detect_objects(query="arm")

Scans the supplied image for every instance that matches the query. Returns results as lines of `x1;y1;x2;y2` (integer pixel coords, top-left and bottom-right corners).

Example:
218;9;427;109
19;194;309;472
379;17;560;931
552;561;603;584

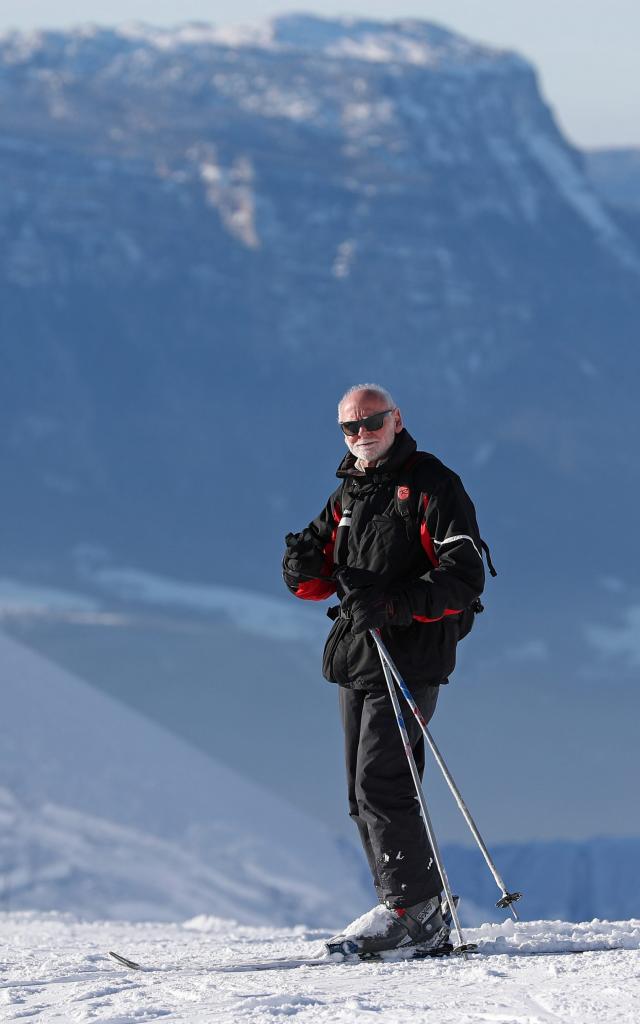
406;474;485;621
340;474;486;635
283;494;341;601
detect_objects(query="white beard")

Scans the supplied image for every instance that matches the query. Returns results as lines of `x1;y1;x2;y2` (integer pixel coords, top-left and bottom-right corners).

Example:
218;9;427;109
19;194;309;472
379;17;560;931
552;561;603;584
347;437;393;464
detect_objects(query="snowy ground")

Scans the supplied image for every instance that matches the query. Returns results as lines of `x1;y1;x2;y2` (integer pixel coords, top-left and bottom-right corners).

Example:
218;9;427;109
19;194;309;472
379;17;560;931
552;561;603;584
1;913;638;1023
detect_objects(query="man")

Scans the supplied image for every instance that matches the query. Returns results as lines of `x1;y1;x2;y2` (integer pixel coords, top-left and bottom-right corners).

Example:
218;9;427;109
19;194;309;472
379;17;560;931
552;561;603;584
283;384;485;956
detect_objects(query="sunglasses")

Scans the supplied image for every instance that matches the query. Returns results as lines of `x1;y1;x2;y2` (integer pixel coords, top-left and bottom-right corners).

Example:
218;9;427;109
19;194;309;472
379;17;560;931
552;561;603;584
339;409;394;436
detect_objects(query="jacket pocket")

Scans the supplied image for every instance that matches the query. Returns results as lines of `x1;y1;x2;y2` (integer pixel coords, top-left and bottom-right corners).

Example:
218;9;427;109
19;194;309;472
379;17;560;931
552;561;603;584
322;616;350;683
356;515;417;577
388;619;458;686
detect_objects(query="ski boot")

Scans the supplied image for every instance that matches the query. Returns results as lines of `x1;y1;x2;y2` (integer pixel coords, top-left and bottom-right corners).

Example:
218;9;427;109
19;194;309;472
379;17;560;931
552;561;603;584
325;895;452;959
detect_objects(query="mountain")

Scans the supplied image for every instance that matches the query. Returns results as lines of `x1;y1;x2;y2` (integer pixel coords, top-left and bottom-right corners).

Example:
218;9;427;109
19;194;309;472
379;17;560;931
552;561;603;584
443;837;640;924
1;568;638;855
2;599;640;924
1;14;639;598
0;629;369;924
585;147;640;211
1;14;639;856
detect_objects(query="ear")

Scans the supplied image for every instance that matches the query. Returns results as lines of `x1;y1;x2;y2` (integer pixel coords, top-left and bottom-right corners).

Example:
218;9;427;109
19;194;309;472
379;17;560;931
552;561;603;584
393;408;403;433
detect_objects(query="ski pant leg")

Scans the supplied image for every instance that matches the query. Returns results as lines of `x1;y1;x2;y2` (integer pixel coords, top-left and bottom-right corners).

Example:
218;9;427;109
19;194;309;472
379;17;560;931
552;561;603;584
340;687;383;898
339;682;441;908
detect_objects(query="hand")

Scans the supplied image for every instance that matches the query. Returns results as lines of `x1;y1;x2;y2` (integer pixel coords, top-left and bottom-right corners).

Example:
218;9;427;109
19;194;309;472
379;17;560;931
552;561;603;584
283;529;326;588
334;566;380;599
342;586;413;635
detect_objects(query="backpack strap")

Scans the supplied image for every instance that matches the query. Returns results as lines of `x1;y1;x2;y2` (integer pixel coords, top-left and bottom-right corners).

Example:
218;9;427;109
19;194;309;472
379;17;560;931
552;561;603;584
394;451;431;539
394;451;497;577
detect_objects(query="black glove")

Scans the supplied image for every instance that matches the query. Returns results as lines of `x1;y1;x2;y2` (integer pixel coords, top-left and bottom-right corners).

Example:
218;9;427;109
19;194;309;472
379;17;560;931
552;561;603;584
283;528;327;589
334;566;380;599
341;586;413;635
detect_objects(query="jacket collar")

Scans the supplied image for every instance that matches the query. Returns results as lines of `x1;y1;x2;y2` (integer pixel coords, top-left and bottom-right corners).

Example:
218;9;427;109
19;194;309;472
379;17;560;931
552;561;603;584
336;428;417;480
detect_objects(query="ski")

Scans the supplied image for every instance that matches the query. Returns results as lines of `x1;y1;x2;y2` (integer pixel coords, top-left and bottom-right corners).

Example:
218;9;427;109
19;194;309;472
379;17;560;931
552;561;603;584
108;951;144;971
214;944;625;971
107;941;624;975
108;949;333;973
108;942;455;975
215;955;333;972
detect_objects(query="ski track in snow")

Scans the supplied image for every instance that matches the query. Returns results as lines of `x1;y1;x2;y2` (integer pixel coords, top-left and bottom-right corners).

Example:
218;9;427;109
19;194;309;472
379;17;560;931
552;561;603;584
1;913;639;1023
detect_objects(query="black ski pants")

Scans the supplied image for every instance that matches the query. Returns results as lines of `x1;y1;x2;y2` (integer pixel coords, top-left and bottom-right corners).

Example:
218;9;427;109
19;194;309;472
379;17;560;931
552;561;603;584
339;682;441;909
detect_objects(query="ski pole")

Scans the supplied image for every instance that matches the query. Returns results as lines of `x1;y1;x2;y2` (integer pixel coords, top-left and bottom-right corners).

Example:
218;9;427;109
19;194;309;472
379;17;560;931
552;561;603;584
372;629;476;959
371;629;522;919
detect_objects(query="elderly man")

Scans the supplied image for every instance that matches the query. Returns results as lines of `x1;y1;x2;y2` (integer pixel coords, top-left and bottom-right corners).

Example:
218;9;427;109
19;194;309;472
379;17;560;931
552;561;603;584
283;384;485;956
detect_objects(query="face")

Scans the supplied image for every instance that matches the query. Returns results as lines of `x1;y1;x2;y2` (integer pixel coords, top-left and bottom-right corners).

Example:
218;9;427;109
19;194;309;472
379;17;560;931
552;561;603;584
338;390;403;465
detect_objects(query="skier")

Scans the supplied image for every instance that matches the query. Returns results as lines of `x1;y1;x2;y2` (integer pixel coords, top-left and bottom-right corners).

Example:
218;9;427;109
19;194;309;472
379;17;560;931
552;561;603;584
283;383;486;956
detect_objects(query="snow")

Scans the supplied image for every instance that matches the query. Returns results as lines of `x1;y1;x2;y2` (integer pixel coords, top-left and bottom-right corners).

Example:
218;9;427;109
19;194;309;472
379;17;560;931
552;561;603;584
487;135;540;223
340;903;394;939
118;21;257;51
0;559;324;644
332;239;357;279
0;578;99;616
0;913;638;1022
199;155;260;250
85;564;323;643
523;130;640;272
0;630;369;927
1;15;528;77
1;786;345;925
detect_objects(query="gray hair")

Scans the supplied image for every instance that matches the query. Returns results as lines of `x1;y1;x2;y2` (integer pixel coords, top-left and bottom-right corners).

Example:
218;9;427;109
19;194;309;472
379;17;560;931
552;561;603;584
337;383;396;418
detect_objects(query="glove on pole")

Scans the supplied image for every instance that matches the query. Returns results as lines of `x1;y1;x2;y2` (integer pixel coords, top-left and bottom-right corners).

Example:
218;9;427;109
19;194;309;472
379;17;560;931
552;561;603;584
371;628;522;919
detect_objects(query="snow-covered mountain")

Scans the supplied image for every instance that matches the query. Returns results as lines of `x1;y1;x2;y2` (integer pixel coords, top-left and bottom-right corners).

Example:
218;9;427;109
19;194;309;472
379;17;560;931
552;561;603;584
2;582;640;925
443;837;640;925
1;13;639;600
0;629;369;925
586;146;640;211
2;565;638;854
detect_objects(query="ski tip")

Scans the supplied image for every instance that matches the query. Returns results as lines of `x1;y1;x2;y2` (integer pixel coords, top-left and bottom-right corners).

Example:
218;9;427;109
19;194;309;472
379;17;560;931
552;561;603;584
108;950;143;971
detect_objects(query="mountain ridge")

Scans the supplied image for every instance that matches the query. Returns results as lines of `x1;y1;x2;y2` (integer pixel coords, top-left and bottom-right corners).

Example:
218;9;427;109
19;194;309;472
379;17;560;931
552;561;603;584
0;14;528;71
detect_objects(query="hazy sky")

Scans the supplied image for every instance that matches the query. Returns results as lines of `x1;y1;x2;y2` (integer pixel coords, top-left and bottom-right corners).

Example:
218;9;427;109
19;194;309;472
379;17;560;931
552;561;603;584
2;1;638;149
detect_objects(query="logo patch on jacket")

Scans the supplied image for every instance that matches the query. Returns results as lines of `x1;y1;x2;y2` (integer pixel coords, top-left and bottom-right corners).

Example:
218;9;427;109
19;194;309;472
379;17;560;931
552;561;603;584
397;486;410;500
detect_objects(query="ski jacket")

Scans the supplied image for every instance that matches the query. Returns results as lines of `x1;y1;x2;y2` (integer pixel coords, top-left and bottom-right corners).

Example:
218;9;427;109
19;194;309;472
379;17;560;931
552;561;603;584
286;429;485;690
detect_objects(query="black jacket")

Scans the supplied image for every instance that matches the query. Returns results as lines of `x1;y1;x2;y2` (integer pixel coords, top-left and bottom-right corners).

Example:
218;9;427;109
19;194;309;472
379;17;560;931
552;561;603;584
287;429;485;690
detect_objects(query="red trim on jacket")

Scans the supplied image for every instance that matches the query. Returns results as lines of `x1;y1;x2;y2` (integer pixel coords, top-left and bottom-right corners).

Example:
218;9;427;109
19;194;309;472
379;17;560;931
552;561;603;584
419;494;438;568
295;502;340;601
413;609;463;623
296;579;336;600
416;494;461;621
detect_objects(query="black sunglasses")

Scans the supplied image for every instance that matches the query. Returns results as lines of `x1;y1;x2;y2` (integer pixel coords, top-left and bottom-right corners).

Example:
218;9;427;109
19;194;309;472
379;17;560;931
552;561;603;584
339;409;394;436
